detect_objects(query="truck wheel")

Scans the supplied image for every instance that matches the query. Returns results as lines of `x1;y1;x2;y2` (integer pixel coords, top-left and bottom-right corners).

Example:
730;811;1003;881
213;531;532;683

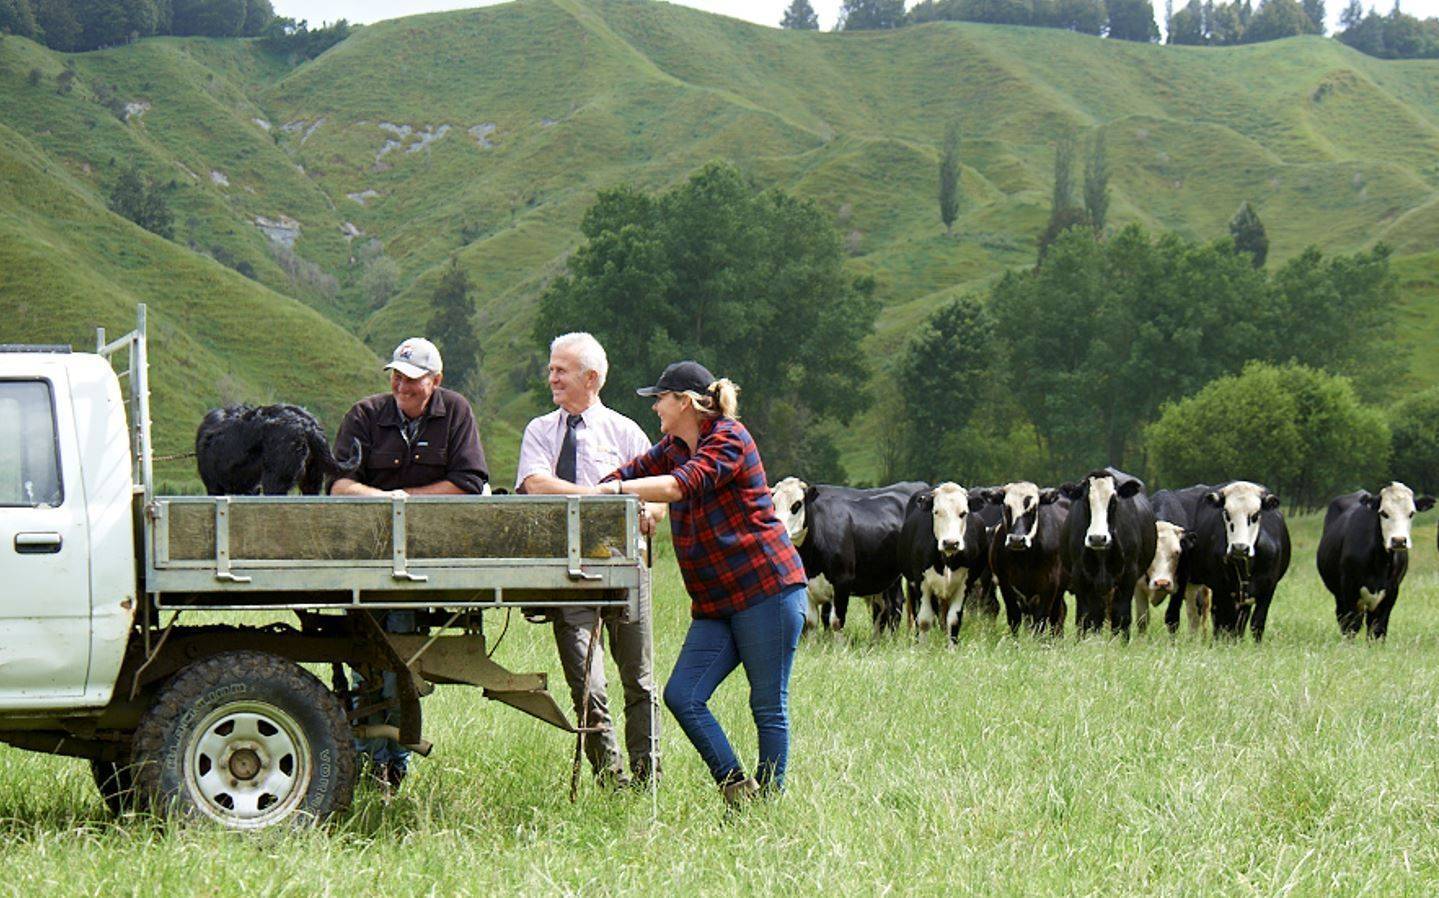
132;651;355;829
91;757;135;815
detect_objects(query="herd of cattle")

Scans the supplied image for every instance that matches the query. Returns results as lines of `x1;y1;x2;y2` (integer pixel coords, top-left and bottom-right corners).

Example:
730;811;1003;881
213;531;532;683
769;470;1436;642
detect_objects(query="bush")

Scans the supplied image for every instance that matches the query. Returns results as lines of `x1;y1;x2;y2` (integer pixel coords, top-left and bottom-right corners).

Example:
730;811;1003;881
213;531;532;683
1147;362;1389;510
1388;386;1439;495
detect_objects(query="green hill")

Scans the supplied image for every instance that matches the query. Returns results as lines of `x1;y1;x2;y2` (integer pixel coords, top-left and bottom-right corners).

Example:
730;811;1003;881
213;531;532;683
2;0;1437;482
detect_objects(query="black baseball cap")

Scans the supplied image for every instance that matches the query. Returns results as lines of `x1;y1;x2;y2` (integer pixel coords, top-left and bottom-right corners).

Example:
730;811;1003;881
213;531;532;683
636;360;715;397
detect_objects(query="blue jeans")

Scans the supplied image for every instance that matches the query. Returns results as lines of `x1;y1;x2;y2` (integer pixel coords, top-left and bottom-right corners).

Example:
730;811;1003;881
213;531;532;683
663;585;806;790
353;611;417;771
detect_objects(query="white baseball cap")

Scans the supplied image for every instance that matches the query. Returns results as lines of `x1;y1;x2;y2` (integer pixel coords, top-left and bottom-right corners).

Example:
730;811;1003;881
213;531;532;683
385;338;443;378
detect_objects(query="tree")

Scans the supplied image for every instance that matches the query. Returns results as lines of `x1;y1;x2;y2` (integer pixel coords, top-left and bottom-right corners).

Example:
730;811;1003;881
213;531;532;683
1038;132;1083;259
240;0;272;34
1167;0;1207;41
107;167;173;239
1264;243;1399;400
1242;0;1316;40
840;0;905;29
428;258;483;399
781;0;820;28
34;0;81;50
938;118;961;236
993;225;1271;473
1208;0;1246;40
1083;129;1110;235
1301;0;1325;31
1107;0;1160;39
170;0;245;35
896;296;996;481
1389;386;1439;495
78;0;158;49
1050;0;1107;32
1147;363;1388;510
534;163;878;481
1338;0;1362;28
0;0;39;38
1228;201;1268;268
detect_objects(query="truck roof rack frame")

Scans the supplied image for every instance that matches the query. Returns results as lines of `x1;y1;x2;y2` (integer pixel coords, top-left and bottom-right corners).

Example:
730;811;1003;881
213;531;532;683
96;304;154;504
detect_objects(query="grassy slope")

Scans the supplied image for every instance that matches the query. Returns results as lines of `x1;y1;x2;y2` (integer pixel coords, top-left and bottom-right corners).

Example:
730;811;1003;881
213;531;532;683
2;513;1439;894
4;4;1439;482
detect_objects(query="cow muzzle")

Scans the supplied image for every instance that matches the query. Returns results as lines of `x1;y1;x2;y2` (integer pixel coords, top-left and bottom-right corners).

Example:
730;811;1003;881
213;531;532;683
1227;544;1255;559
1150;578;1172;594
1086;534;1111;550
1390;537;1411;551
1006;534;1030;550
940;539;961;555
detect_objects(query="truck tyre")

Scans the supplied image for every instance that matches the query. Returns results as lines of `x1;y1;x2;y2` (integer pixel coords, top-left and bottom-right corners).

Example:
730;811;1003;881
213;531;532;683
91;757;135;815
131;651;355;829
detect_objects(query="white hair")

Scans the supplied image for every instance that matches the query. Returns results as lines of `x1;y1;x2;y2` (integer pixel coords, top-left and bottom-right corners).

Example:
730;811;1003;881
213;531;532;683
549;332;609;390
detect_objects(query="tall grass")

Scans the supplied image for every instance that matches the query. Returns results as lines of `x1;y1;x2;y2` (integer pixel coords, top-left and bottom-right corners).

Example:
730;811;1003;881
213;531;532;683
1;512;1437;894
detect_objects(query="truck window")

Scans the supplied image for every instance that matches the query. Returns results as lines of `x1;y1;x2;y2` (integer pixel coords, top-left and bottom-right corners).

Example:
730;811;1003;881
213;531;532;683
0;381;63;508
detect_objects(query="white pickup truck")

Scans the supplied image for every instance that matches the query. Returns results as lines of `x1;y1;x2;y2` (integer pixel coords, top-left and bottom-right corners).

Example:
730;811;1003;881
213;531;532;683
0;306;643;828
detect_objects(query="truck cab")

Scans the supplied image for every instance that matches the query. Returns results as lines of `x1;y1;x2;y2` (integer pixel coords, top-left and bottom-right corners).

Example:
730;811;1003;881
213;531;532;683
0;349;134;708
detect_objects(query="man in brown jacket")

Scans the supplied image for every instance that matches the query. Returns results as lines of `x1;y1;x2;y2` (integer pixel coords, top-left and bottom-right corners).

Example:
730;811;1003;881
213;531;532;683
331;337;489;788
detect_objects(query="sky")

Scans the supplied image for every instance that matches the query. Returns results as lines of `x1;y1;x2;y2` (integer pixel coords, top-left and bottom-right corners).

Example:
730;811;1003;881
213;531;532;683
273;0;1439;34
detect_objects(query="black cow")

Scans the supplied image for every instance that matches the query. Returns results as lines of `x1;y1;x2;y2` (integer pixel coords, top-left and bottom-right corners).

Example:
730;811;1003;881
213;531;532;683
897;482;987;643
1317;483;1434;639
985;482;1070;635
771;477;928;635
1142;485;1212;634
1187;480;1291;642
962;487;1005;620
1060;467;1157;638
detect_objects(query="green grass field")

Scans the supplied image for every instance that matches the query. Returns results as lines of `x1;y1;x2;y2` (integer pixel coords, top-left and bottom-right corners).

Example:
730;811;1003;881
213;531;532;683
2;511;1438;895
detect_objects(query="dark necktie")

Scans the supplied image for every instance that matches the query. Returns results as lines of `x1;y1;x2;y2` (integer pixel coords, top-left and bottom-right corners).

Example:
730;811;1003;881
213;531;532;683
555;413;580;483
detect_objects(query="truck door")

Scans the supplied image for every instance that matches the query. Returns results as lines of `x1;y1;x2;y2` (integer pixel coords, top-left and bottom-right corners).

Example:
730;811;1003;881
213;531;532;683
0;375;91;699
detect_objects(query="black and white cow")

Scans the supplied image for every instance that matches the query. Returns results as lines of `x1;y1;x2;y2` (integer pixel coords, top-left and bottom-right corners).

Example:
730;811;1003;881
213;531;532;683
1060;467;1157;638
1188;480;1291;642
771;476;928;635
897;482;987;643
1317;482;1435;639
1136;485;1212;634
985;482;1070;635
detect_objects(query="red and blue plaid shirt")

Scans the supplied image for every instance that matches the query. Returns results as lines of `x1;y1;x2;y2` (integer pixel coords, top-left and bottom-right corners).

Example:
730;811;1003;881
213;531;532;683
607;417;805;619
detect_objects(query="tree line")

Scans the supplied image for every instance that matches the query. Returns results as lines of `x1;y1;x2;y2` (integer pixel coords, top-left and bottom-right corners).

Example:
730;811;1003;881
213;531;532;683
780;0;1439;59
527;150;1415;508
0;0;349;58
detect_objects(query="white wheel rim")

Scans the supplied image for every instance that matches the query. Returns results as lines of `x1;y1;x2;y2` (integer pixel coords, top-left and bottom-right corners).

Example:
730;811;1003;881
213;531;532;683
183;701;312;828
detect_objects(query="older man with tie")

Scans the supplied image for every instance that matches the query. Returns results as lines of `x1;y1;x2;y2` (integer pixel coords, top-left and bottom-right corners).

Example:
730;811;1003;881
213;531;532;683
516;332;662;786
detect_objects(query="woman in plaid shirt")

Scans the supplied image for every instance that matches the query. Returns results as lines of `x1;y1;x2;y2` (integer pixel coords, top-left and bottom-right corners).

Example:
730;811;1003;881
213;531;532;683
584;360;808;805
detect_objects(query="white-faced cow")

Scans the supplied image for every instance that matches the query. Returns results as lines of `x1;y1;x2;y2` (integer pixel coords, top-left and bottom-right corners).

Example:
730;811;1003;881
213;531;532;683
771;476;928;635
1060;467;1157;638
1317;482;1435;639
897;482;987;643
1136;485;1212;634
1188;480;1291;641
984;482;1070;634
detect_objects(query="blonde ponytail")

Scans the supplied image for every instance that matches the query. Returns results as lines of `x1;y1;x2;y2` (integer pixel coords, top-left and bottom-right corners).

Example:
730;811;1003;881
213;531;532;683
681;378;741;420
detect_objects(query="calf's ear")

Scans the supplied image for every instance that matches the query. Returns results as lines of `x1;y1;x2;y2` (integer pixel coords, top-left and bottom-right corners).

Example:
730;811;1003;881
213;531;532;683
1180;530;1199;550
983;488;1005;505
1261;492;1281;512
968;495;986;512
1417;496;1436;513
1039;488;1060;505
1059;482;1082;500
1117;479;1142;499
1359;491;1379;509
1204;491;1222;507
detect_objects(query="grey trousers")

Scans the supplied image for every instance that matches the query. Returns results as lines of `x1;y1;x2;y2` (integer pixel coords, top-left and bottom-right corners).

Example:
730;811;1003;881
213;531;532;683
553;565;658;780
